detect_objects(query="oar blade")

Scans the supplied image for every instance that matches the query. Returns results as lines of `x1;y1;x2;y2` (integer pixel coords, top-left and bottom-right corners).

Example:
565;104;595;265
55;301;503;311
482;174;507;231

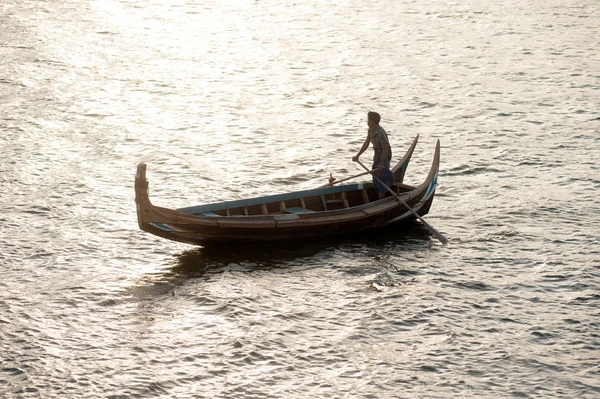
420;220;448;245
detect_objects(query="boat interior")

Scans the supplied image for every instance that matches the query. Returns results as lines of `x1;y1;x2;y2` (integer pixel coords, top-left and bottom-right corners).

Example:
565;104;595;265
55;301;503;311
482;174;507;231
177;182;416;218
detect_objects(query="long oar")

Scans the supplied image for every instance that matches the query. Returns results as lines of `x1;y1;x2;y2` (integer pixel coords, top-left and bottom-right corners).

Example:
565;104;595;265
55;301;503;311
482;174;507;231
356;160;448;245
320;169;376;187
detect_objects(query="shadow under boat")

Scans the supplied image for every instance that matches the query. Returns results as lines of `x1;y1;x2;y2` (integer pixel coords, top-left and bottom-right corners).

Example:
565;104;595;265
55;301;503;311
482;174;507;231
169;221;434;278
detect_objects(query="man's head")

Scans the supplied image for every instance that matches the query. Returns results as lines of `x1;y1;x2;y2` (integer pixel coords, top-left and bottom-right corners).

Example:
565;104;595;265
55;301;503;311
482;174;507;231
367;111;381;128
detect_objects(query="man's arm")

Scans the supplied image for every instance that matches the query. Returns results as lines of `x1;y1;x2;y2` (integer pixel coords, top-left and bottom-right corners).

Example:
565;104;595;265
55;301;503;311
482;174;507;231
352;132;371;162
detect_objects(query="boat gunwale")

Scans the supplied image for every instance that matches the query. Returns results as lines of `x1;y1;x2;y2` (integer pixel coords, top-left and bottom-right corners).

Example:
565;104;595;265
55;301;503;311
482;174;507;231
146;191;403;225
177;182;367;216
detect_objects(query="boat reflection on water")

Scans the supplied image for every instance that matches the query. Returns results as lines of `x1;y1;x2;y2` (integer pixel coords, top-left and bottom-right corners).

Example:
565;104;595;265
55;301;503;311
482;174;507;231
169;222;434;278
127;220;433;306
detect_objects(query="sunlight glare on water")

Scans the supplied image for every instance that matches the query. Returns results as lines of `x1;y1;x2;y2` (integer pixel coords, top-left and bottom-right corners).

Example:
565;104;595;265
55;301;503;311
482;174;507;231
1;0;599;398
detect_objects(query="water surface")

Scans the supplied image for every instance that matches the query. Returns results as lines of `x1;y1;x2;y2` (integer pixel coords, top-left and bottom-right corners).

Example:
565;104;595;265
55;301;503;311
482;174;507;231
1;0;599;397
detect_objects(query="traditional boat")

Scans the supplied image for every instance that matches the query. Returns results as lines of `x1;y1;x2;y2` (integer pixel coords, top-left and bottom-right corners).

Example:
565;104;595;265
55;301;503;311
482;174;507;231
135;136;440;246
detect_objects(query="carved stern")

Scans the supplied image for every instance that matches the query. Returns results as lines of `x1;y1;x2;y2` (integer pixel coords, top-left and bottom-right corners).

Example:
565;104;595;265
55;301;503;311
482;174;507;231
135;163;149;229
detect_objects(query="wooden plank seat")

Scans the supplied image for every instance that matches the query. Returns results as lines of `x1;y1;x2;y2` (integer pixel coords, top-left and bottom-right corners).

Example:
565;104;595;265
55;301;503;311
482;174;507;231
392;182;414;190
284;207;316;214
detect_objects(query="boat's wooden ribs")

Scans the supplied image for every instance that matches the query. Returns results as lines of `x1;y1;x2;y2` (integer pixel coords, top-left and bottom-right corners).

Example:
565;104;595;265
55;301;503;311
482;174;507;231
361;189;370;204
184;187;393;218
341;192;349;208
159;179;412;220
320;196;328;211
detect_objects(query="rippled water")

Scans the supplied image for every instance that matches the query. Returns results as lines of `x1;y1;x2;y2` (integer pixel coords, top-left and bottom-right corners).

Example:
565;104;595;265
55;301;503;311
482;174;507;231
1;0;599;397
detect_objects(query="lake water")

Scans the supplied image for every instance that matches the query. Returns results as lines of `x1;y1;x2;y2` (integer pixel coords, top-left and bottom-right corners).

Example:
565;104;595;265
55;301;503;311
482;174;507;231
1;0;599;397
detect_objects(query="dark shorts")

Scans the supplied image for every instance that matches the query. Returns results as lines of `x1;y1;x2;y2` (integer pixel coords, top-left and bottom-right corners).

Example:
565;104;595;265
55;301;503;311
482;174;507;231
372;161;394;194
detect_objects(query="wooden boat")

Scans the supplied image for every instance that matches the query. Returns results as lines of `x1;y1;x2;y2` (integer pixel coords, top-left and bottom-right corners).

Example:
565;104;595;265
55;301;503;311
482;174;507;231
135;136;440;246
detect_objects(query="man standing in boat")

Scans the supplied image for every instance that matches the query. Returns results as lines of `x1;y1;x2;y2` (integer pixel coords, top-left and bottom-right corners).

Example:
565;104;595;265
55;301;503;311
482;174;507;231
352;111;393;199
